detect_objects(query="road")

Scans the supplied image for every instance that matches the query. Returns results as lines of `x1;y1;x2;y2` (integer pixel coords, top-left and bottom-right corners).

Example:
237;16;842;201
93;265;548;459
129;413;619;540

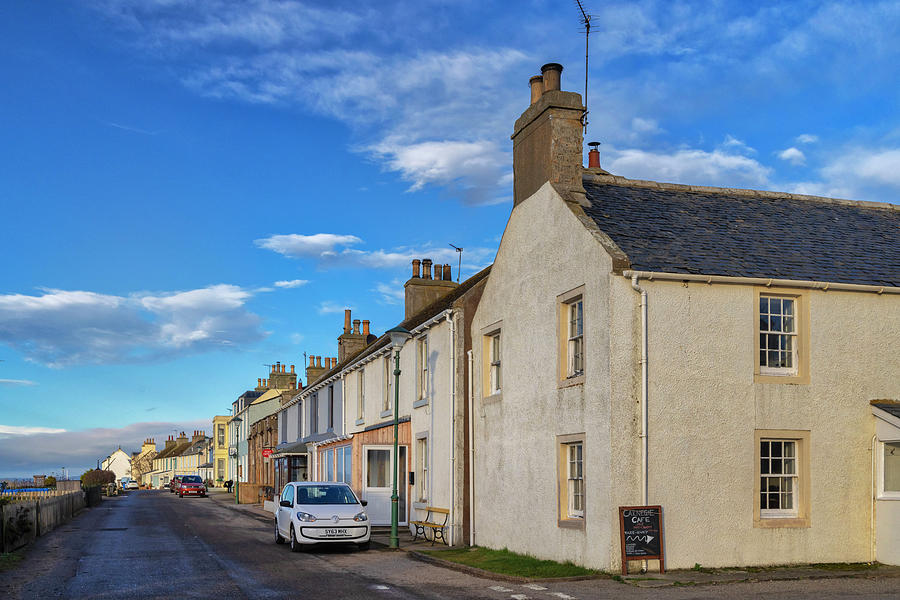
2;490;899;599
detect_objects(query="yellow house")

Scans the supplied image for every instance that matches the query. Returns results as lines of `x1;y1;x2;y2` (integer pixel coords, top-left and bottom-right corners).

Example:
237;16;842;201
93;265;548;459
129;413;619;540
212;415;230;486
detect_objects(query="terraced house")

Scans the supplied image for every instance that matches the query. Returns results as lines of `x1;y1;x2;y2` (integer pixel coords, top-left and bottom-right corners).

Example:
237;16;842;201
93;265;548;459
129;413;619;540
470;63;900;571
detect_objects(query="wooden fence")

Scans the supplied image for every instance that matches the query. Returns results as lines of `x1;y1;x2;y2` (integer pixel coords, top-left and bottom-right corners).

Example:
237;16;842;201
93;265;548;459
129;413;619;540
1;491;86;553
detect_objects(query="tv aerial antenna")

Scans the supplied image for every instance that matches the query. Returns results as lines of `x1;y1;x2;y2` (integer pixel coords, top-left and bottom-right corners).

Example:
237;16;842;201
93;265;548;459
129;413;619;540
575;0;595;135
449;244;463;282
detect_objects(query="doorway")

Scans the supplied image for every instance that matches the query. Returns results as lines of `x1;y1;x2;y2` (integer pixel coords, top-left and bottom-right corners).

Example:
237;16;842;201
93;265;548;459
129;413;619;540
363;445;407;526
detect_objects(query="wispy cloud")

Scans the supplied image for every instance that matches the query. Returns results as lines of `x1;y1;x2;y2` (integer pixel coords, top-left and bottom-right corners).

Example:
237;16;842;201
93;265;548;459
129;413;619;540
796;134;819;144
102;120;159;135
0;420;209;478
274;279;309;288
317;301;348;315
374;280;404;305
606;145;772;188
0;285;266;367
0;425;66;436
0;379;37;387
256;233;495;271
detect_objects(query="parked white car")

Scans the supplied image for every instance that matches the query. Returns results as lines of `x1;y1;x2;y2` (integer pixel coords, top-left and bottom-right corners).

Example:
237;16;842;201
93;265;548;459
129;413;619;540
275;482;370;551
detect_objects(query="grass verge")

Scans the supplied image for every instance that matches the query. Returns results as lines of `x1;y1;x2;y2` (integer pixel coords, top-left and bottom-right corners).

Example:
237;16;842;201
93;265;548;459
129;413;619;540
419;546;601;579
0;552;23;571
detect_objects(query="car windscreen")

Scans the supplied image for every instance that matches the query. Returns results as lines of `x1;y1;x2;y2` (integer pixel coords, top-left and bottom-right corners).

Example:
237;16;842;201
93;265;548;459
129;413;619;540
295;485;358;505
182;476;202;483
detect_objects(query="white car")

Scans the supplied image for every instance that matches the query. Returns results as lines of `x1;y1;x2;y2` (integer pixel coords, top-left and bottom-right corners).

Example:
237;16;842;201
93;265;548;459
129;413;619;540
275;482;370;551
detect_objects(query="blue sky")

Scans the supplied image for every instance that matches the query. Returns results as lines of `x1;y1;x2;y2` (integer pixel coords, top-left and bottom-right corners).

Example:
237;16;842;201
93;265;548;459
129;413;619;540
1;0;898;478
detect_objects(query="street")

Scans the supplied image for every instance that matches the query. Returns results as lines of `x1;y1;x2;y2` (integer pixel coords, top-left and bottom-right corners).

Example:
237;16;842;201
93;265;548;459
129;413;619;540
2;491;899;599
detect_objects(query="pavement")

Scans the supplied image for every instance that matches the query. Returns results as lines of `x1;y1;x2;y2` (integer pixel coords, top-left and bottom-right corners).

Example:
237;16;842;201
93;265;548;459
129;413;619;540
205;489;900;588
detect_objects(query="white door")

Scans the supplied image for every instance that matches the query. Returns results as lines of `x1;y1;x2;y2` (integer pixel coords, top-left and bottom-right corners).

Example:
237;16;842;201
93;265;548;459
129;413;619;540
363;446;407;526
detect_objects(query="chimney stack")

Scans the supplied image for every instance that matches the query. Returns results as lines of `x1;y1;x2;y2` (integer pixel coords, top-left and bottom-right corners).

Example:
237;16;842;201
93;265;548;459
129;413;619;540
403;257;459;319
512;62;585;207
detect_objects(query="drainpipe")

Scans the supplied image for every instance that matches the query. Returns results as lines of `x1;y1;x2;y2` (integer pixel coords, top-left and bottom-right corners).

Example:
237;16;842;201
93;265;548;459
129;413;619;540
630;274;649;573
447;311;456;546
871;434;877;562
467;349;475;547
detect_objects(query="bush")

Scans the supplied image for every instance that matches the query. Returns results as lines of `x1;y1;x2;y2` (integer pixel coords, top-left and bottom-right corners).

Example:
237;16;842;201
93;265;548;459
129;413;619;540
81;469;116;488
44;476;57;488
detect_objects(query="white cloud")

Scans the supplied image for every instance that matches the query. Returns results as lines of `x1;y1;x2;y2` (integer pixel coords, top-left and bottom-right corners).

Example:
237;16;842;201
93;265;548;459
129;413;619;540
0;285;266;367
374;280;405;305
796;134;819;144
0;379;37;387
289;333;304;345
721;135;757;156
254;233;362;258
607;147;772;188
778;147;806;165
274;279;309;288
631;117;662;135
0;425;66;436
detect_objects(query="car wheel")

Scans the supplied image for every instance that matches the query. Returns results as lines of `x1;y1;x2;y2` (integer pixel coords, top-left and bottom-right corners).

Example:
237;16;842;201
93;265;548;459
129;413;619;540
290;525;302;553
275;520;285;544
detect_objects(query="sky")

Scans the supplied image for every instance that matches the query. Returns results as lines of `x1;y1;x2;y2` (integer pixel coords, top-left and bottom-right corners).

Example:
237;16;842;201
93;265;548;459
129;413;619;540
1;0;899;479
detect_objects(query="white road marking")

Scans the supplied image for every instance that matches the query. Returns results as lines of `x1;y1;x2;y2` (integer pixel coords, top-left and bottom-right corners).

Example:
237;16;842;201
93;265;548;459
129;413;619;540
549;593;576;599
370;584;390;590
489;586;513;592
510;595;530;600
523;584;547;590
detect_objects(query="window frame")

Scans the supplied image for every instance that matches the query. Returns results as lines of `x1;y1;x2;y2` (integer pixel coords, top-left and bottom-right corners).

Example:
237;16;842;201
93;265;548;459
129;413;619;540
754;429;810;528
557;433;585;528
754;288;809;384
382;356;393;416
415;433;428;503
557;286;585;386
356;369;365;423
480;321;503;401
415;335;429;406
877;438;900;500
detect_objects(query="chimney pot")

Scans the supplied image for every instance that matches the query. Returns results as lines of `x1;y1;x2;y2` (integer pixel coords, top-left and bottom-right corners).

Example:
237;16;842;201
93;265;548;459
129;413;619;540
422;259;433;279
316;356;322;368
258;378;262;386
362;320;370;336
412;259;421;278
529;75;544;104
353;319;360;334
290;364;295;374
541;63;563;93
309;356;315;367
588;142;601;168
343;309;352;334
442;264;452;281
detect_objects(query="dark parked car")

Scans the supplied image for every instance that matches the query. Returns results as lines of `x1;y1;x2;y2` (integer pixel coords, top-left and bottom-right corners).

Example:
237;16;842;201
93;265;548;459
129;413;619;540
169;476;183;493
178;475;207;498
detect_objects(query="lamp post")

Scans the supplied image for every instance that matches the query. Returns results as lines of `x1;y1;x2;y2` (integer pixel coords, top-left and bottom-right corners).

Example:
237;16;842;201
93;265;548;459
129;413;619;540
232;416;243;505
386;325;411;549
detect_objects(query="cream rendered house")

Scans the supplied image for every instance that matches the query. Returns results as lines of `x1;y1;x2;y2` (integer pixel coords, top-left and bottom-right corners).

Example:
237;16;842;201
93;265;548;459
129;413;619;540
470;63;900;570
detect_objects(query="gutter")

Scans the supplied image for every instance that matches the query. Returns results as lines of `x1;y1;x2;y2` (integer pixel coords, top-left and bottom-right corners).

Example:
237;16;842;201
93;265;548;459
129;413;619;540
623;270;898;295
630;274;650;575
467;348;475;547
447;310;456;546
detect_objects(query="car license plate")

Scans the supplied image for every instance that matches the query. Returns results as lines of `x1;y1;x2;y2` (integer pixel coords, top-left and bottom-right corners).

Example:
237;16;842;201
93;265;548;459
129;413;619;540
323;528;348;537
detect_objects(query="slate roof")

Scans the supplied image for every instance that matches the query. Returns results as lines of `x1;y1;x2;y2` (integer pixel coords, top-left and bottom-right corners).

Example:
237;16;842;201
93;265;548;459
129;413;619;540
872;402;900;420
582;177;899;287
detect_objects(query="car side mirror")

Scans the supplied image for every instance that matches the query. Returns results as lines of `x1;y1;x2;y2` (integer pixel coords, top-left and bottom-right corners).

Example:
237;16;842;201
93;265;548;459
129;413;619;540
361;500;367;507
280;500;292;507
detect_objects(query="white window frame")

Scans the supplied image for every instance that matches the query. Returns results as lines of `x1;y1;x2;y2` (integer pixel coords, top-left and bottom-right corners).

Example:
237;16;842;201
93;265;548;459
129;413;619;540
567;299;584;378
877;439;900;500
382;356;392;414
416;336;429;401
415;434;428;503
759;295;798;376
759;438;799;518
566;442;584;518
356;369;365;421
489;332;501;395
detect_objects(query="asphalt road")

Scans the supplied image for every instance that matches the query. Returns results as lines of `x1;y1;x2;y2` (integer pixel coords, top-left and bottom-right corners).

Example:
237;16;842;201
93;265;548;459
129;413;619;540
2;491;899;599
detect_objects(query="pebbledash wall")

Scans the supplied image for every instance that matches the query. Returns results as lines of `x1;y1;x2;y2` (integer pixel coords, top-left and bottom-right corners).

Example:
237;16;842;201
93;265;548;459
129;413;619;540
471;181;900;570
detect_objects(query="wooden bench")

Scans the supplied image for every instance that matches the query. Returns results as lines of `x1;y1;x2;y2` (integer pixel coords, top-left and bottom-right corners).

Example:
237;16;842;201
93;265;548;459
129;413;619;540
410;507;449;546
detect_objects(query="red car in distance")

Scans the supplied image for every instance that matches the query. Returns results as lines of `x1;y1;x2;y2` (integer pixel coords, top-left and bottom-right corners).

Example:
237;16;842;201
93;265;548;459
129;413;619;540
178;475;207;498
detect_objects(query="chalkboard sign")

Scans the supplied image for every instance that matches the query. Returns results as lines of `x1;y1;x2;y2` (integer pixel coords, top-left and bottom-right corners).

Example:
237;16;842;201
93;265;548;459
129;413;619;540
618;505;665;574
